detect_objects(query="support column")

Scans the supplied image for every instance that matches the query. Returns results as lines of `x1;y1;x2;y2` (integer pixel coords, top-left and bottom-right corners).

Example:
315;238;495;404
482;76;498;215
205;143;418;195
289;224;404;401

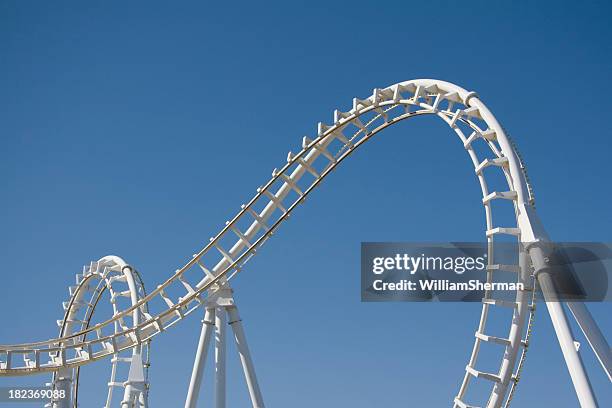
139;388;148;408
567;301;612;382
215;307;227;408
529;244;598;407
122;352;147;408
227;306;265;408
52;373;72;408
185;308;216;408
183;285;264;408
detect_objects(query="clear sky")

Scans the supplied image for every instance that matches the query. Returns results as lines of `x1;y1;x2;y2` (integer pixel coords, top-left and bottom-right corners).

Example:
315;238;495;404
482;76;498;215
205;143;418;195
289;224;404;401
1;1;611;407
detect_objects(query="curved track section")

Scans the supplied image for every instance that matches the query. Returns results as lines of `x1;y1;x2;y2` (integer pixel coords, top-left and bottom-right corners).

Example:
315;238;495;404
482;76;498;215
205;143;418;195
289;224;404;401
49;256;150;407
0;79;540;407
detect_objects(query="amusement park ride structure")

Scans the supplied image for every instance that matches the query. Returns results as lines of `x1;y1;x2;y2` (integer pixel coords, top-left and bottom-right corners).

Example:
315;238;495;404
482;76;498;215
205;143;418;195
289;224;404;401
0;79;610;407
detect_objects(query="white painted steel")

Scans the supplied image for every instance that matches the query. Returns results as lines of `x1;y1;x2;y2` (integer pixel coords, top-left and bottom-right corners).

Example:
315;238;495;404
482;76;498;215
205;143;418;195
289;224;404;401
49;256;150;408
542;292;597;407
215;307;227;408
0;79;608;407
528;243;599;407
184;287;264;408
567;302;612;381
227;306;265;408
185;308;215;408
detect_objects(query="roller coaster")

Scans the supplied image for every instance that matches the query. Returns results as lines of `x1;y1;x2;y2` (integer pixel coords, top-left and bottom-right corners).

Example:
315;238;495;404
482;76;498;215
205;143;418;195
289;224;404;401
1;79;610;407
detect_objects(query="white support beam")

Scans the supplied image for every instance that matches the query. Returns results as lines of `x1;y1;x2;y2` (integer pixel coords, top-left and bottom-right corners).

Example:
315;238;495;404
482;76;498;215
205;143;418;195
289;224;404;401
185;308;216;408
184;287;264;408
122;352;147;408
567;302;612;382
215;307;227;408
529;244;599;408
227;306;265;408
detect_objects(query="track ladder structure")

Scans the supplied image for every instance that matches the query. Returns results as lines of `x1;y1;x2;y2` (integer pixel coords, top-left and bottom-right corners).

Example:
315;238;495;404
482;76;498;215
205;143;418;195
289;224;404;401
0;79;609;407
48;256;151;408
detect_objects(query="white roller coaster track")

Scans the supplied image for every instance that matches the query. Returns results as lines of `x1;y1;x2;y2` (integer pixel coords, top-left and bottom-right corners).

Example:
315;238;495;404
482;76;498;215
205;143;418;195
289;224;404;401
49;256;151;407
1;79;609;407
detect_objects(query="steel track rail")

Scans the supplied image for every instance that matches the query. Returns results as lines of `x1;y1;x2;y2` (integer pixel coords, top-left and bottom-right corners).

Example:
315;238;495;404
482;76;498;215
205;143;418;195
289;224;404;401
50;257;150;407
0;79;538;408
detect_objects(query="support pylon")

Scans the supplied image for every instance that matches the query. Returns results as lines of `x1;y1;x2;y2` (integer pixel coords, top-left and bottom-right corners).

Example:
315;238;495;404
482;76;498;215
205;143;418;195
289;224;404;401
184;283;264;408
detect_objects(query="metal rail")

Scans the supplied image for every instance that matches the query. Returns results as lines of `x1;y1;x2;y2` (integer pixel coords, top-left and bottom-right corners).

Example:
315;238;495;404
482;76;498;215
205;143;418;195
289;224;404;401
1;79;540;407
49;256;150;407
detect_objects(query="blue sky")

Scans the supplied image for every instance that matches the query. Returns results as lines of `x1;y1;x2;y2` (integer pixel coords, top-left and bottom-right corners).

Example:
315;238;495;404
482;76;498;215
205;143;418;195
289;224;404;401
1;1;610;406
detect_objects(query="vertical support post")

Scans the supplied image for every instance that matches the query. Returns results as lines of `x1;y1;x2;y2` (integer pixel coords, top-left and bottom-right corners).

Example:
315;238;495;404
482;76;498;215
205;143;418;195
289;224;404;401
540;294;598;407
185;308;216;408
52;373;72;408
139;389;148;408
227;306;265;408
183;286;265;408
215;307;227;408
529;244;599;407
122;352;147;408
567;301;612;382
